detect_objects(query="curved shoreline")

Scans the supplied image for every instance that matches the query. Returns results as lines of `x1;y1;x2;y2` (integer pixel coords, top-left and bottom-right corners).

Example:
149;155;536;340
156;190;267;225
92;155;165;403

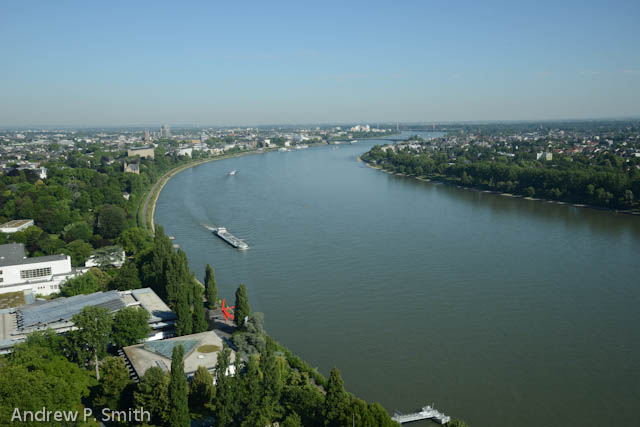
142;150;266;231
359;157;640;216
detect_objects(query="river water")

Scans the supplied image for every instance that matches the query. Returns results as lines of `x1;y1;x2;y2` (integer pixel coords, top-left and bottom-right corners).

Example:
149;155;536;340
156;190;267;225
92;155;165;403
155;132;640;426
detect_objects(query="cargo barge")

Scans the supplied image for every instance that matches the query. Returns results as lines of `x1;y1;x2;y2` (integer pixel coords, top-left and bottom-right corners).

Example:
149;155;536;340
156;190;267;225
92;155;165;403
211;227;249;250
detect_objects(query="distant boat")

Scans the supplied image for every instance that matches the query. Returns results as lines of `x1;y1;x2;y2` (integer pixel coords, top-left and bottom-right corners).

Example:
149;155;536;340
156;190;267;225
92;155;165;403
229;170;237;175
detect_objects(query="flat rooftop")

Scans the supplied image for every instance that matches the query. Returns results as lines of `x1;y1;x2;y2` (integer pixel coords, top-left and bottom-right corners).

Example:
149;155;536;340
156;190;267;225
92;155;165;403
121;288;176;323
0;288;175;351
122;330;232;378
0;242;68;267
0;219;33;228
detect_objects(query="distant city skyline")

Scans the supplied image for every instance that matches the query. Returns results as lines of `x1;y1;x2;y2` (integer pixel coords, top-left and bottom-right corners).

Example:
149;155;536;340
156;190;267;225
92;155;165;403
1;0;639;126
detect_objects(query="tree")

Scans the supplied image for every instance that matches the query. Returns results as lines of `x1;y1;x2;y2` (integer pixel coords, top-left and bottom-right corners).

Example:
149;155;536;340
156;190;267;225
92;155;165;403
168;345;190;427
233;312;267;355
204;264;218;309
112;306;151;348
117;227;153;256
110;260;142;290
175;285;193;336
95;204;127;239
189;366;215;414
0;364;91;426
70;306;112;380
323;368;350;427
63;221;92;243
1;331;93;426
62;239;93;266
239;354;263;420
214;345;235;426
234;283;251;329
282;412;303;427
60;270;102;296
192;285;208;333
134;366;169;426
94;356;132;410
261;345;284;420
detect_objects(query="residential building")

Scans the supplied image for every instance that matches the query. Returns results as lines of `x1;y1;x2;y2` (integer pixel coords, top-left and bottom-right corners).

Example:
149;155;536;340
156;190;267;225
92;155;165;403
124;161;140;174
127;146;155;159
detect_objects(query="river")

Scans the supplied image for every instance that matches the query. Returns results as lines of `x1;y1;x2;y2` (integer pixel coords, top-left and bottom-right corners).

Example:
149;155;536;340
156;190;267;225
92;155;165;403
155;132;640;426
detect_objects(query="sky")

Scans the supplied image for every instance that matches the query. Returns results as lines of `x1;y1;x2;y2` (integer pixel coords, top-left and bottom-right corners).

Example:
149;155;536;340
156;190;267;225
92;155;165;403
1;0;639;126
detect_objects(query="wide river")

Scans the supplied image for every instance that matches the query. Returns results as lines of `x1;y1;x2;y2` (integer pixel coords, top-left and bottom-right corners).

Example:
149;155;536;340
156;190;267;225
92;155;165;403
155;132;640;426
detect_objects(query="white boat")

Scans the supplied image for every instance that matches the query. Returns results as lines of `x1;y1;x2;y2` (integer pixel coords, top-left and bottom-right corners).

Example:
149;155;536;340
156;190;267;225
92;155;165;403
212;227;249;250
229;170;237;175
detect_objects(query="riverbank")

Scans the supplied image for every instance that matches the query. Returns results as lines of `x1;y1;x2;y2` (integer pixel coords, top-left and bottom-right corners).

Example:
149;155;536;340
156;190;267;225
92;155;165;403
142;141;337;231
139;149;269;231
360;157;640;216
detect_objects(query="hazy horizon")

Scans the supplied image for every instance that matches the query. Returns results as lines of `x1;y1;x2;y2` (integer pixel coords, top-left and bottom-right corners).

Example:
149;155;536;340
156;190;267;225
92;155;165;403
1;0;639;126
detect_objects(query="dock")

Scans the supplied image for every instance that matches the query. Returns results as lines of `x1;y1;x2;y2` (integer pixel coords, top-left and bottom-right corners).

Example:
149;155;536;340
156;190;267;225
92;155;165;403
392;405;450;425
212;227;249;250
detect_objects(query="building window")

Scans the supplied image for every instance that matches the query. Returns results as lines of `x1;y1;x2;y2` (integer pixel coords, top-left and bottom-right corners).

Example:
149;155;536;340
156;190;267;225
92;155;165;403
20;267;52;279
0;278;3;283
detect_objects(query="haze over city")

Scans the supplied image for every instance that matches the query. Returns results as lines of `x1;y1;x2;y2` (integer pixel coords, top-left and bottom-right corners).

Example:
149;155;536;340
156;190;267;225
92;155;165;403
1;0;639;127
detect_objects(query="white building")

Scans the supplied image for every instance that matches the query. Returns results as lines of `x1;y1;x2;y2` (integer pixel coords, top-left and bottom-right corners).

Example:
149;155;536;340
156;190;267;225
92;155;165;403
177;146;193;157
85;246;126;268
536;152;553;161
0;243;84;296
0;219;34;234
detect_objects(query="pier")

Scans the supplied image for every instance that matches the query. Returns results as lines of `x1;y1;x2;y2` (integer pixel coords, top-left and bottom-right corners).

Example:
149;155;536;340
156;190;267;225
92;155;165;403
391;405;450;425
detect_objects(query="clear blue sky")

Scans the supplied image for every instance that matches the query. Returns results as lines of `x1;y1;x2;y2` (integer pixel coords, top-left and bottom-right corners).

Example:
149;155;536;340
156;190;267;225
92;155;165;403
1;0;639;126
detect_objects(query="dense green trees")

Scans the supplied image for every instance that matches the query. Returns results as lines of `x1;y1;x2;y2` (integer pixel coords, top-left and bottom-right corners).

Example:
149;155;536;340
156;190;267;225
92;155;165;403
189;366;215;414
60;269;103;296
134;367;170;426
69;306;113;379
214;345;235;426
110;260;142;290
0;332;92;426
111;306;151;348
168;345;190;427
205;263;218;309
94;356;132;410
362;142;640;210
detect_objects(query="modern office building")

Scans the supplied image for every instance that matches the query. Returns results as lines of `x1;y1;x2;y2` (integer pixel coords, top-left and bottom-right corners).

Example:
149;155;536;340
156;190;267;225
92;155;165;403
121;330;234;381
0;243;84;296
0;288;176;354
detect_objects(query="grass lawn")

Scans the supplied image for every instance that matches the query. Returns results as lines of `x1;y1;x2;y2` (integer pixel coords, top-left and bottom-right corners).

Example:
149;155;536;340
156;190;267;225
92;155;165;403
197;344;220;353
0;291;25;309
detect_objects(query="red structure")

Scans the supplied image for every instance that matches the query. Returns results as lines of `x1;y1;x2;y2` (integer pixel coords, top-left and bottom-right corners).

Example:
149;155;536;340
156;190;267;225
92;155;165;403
221;298;235;322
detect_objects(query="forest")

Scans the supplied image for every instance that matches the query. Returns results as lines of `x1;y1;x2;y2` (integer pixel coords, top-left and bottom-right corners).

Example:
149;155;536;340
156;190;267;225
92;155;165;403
361;143;640;210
